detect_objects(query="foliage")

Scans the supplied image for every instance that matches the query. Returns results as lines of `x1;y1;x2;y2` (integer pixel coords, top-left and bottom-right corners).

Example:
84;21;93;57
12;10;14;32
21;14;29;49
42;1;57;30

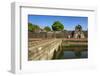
52;21;64;31
32;24;40;31
28;23;40;32
75;24;82;31
44;26;51;32
28;23;33;32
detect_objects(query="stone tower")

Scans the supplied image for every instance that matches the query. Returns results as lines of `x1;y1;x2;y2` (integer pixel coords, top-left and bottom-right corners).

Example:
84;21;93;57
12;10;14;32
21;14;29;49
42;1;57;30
74;25;85;39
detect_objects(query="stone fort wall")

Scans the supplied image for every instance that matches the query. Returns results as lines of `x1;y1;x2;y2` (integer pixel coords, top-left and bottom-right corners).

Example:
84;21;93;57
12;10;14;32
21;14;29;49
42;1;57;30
28;31;88;39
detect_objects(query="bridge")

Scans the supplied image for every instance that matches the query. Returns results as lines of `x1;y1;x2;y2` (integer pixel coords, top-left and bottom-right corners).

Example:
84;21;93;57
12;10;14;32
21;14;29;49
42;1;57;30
28;39;62;60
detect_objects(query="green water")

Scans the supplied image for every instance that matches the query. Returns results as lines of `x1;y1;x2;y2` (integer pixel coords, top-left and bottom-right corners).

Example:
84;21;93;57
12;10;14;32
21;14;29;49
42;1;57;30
53;45;88;59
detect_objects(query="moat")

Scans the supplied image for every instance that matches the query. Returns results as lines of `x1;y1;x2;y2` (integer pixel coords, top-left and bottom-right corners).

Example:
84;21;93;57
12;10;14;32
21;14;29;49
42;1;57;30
52;39;88;59
53;45;88;59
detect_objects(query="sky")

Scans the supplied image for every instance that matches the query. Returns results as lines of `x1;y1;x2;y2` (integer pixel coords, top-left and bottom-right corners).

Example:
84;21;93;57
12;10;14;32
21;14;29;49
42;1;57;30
28;15;88;31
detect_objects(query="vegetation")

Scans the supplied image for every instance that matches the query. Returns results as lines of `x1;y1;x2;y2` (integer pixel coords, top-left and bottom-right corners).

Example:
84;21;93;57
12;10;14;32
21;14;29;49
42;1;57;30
28;23;33;32
32;24;40;32
28;21;65;32
28;23;40;32
44;26;51;32
75;24;82;31
28;22;85;34
52;21;64;31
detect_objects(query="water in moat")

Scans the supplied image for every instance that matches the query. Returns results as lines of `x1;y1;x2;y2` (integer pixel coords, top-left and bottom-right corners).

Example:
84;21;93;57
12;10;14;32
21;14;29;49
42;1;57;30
53;45;88;59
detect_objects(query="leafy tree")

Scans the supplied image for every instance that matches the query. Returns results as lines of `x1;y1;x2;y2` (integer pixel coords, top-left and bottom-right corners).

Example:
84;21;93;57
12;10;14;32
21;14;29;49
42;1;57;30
28;23;40;32
28;23;33;32
32;24;40;31
52;21;64;31
75;24;82;31
44;26;51;32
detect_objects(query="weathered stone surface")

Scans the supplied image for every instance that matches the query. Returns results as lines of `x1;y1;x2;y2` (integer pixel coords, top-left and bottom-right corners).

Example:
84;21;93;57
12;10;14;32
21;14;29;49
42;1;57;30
28;39;62;60
73;25;85;39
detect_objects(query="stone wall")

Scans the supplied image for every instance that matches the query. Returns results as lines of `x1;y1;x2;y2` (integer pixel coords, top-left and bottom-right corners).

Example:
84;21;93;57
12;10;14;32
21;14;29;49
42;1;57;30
28;31;87;39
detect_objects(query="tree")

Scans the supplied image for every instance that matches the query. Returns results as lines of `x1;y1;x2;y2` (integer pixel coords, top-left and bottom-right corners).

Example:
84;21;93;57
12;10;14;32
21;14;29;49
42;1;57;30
44;26;51;32
75;24;82;31
28;23;40;32
32;24;40;31
28;23;33;32
52;21;64;31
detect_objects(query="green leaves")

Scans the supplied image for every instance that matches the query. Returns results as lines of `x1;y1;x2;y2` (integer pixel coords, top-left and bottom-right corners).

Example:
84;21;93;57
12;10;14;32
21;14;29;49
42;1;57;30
32;25;40;31
75;24;82;31
28;21;65;32
28;22;83;33
52;21;64;31
28;23;33;32
28;23;40;32
44;26;51;32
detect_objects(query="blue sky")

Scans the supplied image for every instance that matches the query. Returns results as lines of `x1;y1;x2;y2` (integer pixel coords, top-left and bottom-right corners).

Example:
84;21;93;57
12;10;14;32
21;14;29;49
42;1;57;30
28;15;88;31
